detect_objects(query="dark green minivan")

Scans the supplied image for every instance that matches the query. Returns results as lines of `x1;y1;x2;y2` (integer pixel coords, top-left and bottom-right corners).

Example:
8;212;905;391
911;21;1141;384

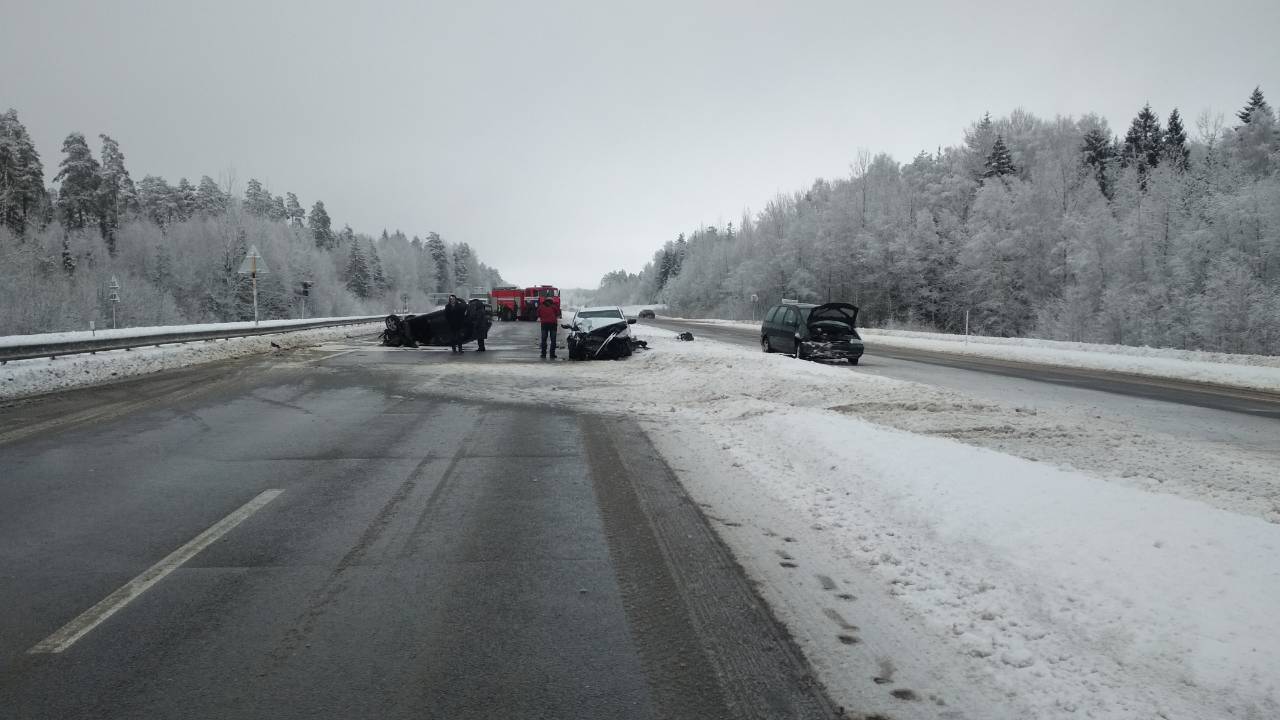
760;301;864;364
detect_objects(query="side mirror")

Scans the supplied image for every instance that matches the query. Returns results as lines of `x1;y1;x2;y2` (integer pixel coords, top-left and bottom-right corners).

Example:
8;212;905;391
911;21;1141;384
561;324;573;330
627;318;636;324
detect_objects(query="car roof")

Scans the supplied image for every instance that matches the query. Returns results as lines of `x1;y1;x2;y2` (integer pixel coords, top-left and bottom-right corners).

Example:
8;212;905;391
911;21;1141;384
776;302;817;309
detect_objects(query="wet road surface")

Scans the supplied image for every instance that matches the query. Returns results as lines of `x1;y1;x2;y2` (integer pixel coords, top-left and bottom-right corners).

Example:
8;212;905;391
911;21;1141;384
0;321;834;720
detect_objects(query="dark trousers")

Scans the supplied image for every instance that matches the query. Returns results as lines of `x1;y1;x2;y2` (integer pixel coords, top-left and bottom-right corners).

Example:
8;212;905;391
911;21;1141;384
448;325;463;350
540;323;557;357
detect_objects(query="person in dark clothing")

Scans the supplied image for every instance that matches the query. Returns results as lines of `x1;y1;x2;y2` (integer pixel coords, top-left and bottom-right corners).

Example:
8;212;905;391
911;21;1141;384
537;296;561;358
466;298;491;351
444;295;467;353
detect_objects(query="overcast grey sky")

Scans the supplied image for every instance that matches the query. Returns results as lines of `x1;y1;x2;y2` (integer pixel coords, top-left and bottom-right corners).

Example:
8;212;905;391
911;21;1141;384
3;0;1277;288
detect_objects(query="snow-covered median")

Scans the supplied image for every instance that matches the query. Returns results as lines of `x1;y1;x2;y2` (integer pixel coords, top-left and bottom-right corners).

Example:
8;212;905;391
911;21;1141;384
0;322;381;400
378;327;1280;719
680;318;1280;393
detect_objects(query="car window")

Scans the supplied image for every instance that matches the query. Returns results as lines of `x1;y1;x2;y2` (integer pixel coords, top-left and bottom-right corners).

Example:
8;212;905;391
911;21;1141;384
765;306;781;323
578;310;623;319
782;308;797;326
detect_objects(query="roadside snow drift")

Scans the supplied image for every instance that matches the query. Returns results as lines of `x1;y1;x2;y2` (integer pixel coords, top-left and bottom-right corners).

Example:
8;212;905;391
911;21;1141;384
0;322;381;400
683;318;1280;393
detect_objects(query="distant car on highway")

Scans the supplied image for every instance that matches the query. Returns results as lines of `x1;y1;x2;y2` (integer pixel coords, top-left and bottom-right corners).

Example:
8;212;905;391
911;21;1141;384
638;308;656;319
760;301;864;364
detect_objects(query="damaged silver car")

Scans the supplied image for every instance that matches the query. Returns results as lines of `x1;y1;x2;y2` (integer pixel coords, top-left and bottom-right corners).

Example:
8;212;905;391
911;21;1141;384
760;301;864;364
563;306;639;360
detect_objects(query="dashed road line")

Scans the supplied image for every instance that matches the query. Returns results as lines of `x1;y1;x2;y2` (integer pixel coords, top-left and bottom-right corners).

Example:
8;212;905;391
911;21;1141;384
28;489;283;654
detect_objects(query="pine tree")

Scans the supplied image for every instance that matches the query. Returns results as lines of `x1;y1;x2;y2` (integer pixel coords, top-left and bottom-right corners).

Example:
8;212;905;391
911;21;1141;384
0;109;48;236
425;232;449;292
367;238;388;295
982;134;1016;179
965;112;997;179
1081;128;1116;200
244;179;270;216
453;243;472;287
1237;86;1268;124
1163;109;1189;171
53;132;101;231
345;237;370;298
1121;104;1164;170
175;178;196;221
95;134;134;253
284;192;304;227
308;200;333;249
137;175;175;225
269;194;286;222
195;176;227;215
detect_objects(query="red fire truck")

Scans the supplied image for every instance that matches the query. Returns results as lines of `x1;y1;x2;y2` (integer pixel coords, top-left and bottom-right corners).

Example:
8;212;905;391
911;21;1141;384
489;286;524;321
520;285;560;320
489;285;560;320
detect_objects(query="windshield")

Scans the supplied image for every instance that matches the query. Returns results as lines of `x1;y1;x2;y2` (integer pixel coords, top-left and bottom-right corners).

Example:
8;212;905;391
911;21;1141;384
578;310;624;319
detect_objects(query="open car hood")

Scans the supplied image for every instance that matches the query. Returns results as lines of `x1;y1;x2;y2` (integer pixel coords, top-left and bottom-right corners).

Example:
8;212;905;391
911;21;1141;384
575;317;629;337
807;302;859;329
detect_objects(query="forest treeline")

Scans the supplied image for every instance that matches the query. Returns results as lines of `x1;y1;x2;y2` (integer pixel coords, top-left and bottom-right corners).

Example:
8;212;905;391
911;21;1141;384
595;88;1280;355
0;111;504;335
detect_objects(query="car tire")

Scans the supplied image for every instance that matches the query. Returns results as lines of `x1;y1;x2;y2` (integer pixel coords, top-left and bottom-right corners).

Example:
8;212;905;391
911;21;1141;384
761;336;773;353
849;357;859;365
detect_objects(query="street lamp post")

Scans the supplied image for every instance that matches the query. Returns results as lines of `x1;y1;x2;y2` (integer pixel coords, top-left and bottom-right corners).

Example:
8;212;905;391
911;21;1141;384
237;245;269;326
108;275;121;329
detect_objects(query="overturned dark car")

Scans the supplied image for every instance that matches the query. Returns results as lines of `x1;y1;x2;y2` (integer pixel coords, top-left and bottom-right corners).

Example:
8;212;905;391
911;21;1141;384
760;301;864;364
382;307;477;347
563;306;640;360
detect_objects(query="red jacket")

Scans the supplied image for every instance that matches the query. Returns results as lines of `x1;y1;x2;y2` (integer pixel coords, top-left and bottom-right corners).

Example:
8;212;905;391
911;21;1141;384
537;302;561;324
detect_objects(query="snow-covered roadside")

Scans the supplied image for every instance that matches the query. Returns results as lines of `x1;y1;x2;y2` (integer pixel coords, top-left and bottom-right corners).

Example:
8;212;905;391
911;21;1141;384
364;328;1280;719
0;323;381;400
0;315;384;349
679;318;1280;393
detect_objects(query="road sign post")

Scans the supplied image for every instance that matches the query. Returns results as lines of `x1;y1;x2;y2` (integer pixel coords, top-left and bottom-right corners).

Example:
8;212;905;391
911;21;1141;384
237;245;269;326
108;276;121;329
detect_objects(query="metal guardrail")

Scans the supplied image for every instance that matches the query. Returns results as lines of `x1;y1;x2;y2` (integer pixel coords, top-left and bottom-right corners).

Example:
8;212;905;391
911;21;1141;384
0;316;386;364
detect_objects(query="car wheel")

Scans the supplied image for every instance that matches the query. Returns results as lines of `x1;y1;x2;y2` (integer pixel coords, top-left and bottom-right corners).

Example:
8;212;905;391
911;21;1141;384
761;336;773;353
849;357;859;365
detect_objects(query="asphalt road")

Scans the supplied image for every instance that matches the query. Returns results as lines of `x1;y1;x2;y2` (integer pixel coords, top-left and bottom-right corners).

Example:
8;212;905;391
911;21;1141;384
0;321;834;720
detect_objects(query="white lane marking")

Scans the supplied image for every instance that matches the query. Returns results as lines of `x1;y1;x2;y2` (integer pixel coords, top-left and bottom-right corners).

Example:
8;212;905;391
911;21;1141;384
28;489;283;654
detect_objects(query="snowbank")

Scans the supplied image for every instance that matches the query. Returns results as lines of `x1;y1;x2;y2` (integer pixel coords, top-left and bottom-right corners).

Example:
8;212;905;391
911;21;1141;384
372;327;1280;719
678;318;1280;393
0;315;385;349
0;323;381;400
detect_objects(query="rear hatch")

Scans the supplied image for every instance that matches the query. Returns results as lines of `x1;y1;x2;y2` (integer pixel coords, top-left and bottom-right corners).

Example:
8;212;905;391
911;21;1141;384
806;303;860;340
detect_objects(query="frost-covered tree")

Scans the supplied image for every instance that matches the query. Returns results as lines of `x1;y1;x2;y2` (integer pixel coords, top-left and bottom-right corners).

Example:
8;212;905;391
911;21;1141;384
452;242;473;287
308;200;333;249
0;109;48;236
1236;86;1268;124
425;232;449;292
53;132;101;231
284;192;304;227
344;237;370;298
1122;104;1164;172
1163;109;1190;171
195;176;228;215
95;134;134;253
1081;128;1117;200
983;135;1016;180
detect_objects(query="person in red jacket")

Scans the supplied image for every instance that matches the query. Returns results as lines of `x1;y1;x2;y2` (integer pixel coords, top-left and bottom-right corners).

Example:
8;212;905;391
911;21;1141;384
537;297;561;359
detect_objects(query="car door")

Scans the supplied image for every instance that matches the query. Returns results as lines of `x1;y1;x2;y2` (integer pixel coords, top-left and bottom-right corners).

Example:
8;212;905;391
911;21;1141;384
778;307;798;353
